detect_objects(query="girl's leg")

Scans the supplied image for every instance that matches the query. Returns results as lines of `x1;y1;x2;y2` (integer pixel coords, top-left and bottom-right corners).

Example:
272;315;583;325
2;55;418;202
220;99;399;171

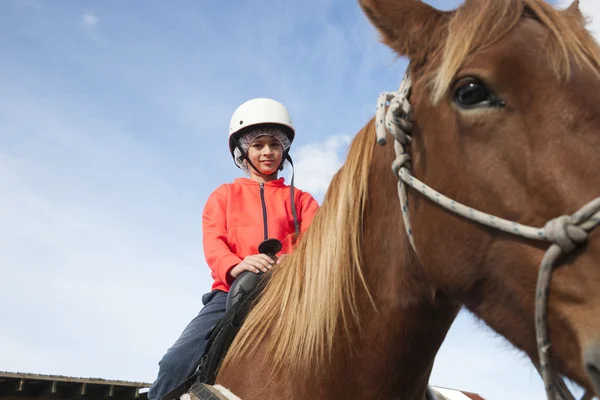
148;290;227;400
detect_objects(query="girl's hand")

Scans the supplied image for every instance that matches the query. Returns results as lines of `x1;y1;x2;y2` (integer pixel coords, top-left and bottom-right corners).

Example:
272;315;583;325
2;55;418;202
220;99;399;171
229;254;275;278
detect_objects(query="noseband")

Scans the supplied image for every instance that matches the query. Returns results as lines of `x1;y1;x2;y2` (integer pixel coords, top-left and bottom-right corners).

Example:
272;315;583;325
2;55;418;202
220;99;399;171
375;71;600;400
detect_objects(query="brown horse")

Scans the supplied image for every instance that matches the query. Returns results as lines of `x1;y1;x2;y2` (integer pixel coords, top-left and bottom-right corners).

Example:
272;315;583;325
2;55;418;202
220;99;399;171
209;0;600;399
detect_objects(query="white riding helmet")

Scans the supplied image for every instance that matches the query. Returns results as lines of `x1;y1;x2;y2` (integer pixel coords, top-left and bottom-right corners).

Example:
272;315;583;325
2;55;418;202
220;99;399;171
228;98;296;158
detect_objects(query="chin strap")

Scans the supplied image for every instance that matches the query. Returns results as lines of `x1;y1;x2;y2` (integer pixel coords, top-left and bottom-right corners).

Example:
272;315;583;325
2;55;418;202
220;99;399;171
232;137;290;176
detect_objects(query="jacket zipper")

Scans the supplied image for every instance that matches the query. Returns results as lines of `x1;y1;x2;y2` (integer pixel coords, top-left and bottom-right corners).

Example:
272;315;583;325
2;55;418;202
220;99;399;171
259;183;268;240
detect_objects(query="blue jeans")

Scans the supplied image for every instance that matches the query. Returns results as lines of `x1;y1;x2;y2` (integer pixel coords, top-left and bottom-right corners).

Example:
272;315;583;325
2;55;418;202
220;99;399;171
148;290;227;400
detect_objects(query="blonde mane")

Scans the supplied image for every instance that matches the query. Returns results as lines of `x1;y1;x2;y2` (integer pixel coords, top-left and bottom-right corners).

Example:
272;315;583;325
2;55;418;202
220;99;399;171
220;120;377;377
431;0;600;102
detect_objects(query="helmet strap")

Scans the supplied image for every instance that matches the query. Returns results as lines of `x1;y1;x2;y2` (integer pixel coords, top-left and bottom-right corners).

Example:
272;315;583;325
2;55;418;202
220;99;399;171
278;148;291;171
286;154;301;243
232;136;262;175
232;136;287;178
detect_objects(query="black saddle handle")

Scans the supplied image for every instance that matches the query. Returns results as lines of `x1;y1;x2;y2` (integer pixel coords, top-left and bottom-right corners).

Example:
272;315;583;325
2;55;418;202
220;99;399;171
225;238;282;311
258;238;282;258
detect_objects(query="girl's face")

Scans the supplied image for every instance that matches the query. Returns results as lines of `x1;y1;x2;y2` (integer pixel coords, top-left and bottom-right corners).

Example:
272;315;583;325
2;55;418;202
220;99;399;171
246;135;284;181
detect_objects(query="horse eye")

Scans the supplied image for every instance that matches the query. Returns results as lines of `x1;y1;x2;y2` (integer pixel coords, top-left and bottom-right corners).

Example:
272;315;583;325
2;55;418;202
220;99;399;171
453;78;503;109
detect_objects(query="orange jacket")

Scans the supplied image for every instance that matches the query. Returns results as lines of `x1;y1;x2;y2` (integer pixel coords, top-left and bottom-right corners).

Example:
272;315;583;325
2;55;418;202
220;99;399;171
202;177;319;292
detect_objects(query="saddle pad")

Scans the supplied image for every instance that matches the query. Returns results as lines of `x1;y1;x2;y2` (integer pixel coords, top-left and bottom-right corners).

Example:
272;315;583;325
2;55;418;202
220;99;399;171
188;382;240;400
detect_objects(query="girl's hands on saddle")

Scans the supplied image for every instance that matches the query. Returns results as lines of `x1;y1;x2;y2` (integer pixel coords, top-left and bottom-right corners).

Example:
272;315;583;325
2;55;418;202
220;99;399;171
229;254;275;277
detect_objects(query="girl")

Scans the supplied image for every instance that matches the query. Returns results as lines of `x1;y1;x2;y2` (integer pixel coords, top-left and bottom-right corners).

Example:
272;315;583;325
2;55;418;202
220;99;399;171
148;98;320;400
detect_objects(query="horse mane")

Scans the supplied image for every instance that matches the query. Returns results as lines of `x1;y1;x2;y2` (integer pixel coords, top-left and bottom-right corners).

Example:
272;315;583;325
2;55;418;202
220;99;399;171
430;0;600;102
220;119;377;377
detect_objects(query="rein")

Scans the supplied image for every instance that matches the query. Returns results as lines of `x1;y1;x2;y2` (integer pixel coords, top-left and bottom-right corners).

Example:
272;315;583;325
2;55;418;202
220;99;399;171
375;71;600;400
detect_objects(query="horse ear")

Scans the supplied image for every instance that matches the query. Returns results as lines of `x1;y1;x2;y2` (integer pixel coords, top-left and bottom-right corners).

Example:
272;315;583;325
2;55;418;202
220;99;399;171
562;0;585;23
358;0;452;59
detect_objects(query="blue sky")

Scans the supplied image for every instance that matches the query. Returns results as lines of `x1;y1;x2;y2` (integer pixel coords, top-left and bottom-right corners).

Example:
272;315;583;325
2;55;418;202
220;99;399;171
1;1;598;399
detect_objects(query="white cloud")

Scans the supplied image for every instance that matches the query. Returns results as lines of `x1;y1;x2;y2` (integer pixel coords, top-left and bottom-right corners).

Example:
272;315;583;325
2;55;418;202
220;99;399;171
81;12;97;30
291;135;352;198
80;11;104;43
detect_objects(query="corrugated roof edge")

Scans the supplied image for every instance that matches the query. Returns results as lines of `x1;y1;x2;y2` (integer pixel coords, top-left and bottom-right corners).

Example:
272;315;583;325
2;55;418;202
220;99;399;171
0;371;151;388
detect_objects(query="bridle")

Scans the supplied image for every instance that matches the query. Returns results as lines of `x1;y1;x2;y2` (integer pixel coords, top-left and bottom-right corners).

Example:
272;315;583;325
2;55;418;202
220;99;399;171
375;71;600;400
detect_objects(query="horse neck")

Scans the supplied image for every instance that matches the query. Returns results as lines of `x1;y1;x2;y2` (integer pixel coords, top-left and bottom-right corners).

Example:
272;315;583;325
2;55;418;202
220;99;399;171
341;146;461;398
219;179;461;400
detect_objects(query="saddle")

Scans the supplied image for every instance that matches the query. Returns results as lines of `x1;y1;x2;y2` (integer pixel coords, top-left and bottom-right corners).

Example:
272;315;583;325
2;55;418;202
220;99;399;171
197;270;269;385
161;239;281;400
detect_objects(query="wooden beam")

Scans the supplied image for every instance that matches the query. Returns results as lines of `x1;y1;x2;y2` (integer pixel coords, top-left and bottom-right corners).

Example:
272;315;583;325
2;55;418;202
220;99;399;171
113;386;141;399
0;378;25;396
63;382;87;398
42;380;57;395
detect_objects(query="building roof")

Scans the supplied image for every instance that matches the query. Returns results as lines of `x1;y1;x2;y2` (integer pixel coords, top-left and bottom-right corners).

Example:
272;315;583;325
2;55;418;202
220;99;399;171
0;371;150;399
0;371;486;400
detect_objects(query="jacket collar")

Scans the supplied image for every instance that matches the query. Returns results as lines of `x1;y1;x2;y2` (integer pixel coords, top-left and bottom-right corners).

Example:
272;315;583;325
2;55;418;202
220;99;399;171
233;177;286;187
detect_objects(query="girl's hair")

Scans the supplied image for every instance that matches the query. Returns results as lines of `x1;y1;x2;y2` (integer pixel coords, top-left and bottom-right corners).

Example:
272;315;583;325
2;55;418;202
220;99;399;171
233;125;291;171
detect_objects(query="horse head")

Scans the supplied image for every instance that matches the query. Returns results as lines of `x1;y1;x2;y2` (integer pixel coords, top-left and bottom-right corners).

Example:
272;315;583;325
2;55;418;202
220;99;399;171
360;0;600;396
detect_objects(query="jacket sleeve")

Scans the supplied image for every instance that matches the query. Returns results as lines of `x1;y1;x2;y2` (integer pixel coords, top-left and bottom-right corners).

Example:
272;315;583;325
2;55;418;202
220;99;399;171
202;186;243;286
298;191;320;233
